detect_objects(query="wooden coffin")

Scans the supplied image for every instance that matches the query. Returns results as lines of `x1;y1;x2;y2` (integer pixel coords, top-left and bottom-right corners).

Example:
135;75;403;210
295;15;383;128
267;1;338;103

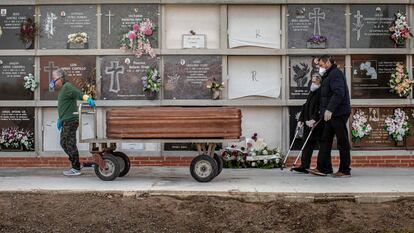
106;107;242;139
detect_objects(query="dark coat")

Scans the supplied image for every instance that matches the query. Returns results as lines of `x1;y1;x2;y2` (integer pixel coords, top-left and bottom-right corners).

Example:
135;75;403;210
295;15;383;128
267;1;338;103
320;64;351;117
299;88;321;122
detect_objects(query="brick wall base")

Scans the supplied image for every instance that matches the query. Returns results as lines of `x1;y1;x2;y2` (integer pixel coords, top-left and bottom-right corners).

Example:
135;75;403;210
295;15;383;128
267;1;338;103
0;155;413;167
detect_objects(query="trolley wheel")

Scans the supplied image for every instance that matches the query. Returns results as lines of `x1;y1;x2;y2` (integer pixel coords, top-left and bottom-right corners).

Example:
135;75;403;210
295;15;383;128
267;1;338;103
213;153;224;176
112;151;131;177
94;153;121;181
190;154;218;182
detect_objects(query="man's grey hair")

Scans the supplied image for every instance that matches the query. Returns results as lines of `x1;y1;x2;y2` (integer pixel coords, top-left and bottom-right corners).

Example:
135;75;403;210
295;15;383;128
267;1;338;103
54;68;66;80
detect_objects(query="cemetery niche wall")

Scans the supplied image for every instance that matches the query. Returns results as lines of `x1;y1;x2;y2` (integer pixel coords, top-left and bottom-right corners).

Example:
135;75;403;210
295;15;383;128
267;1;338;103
288;5;346;49
0;107;35;151
0;56;35;100
39;56;96;100
0;6;35;49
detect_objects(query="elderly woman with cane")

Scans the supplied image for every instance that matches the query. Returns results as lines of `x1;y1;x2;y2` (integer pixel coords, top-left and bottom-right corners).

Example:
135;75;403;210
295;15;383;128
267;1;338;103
291;74;324;174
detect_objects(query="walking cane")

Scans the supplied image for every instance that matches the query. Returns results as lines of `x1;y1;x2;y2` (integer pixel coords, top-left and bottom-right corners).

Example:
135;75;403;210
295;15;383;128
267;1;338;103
281;124;302;170
290;119;322;171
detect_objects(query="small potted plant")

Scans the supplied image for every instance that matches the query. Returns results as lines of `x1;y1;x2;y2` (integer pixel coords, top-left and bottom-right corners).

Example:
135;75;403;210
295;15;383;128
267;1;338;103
306;35;327;49
384;108;410;147
142;67;161;100
206;79;224;100
351;109;372;146
389;11;413;48
389;63;413;98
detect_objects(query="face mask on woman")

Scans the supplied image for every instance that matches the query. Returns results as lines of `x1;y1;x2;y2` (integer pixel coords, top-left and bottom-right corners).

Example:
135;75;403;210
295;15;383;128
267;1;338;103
310;83;320;92
318;67;326;76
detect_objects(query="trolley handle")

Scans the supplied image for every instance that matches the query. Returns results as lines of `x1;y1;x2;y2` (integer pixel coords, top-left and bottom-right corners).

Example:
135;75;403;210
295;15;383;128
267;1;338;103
78;103;98;143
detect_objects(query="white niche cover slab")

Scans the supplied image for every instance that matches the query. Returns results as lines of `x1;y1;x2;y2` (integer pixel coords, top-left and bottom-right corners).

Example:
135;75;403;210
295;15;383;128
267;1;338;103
165;5;220;49
42;108;93;151
228;56;281;99
241;107;282;148
228;5;281;49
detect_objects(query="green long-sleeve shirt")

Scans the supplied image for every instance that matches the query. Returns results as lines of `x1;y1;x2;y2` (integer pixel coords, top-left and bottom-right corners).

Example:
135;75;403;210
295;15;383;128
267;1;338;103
58;82;84;122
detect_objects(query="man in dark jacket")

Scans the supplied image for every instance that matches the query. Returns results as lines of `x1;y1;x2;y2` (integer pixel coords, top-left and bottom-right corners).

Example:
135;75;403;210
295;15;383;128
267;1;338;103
308;55;352;178
292;75;323;174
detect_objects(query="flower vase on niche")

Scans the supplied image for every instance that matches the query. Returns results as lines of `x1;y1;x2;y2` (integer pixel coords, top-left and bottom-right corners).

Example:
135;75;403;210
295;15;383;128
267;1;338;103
395;140;404;147
145;91;157;100
212;90;220;100
396;41;405;48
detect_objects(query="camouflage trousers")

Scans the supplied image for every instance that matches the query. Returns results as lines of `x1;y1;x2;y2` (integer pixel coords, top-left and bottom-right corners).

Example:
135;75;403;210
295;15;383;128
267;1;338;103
60;120;80;170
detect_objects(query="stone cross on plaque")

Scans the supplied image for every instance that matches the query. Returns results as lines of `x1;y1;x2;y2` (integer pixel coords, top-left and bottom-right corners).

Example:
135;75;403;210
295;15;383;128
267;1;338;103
106;61;124;93
309;8;325;36
105;10;114;35
44;12;58;39
353;10;364;41
43;61;59;91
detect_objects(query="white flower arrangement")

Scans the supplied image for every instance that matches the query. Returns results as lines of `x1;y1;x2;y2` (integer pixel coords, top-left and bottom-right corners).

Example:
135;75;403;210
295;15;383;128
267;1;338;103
384;108;410;142
351;110;372;142
23;73;38;92
67;32;88;44
389;11;413;46
0;127;34;150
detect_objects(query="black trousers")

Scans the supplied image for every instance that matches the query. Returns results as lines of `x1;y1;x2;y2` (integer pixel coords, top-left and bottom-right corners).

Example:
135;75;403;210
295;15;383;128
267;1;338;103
300;121;323;169
316;115;351;174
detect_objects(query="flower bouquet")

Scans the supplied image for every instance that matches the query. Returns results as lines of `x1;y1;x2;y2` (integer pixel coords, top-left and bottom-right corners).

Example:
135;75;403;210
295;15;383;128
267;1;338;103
0;128;34;151
19;17;37;49
67;32;88;49
306;35;327;49
389;63;413;98
206;79;225;100
120;19;157;58
389;11;413;47
351;110;372;143
142;67;161;99
221;133;285;169
23;73;38;92
384;108;410;144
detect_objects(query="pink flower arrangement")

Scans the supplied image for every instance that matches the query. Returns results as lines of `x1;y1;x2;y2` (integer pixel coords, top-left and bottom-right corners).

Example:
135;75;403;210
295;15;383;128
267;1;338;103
120;18;157;58
0;127;34;150
389;11;413;46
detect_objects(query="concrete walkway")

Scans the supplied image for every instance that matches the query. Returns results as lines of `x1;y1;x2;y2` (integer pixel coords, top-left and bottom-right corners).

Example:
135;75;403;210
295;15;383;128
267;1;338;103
1;167;413;202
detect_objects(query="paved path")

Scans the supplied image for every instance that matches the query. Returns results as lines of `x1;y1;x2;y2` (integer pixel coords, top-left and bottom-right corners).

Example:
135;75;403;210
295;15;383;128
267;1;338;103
1;167;413;202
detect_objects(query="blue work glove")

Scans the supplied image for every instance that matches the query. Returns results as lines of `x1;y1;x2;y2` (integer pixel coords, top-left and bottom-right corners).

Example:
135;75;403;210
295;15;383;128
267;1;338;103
87;97;96;107
57;118;62;130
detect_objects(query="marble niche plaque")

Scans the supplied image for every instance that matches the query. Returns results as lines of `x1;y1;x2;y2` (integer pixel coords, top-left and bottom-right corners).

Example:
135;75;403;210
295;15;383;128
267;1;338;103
351;54;405;99
288;5;346;49
163;55;222;99
39;5;97;49
101;4;159;49
289;56;345;99
101;56;159;100
39;56;96;100
228;56;281;99
0;56;34;100
350;5;406;48
0;107;35;151
164;5;220;49
0;6;35;49
351;107;397;148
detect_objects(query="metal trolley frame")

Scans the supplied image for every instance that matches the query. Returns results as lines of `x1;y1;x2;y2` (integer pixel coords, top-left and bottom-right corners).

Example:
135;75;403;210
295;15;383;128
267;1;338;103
78;104;243;182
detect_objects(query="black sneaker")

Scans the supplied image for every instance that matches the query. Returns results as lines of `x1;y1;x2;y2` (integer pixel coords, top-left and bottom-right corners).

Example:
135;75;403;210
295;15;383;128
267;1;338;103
291;167;309;174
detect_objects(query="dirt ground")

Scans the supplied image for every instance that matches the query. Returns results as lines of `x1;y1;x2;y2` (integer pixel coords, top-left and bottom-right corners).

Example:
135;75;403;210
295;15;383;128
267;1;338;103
0;193;413;233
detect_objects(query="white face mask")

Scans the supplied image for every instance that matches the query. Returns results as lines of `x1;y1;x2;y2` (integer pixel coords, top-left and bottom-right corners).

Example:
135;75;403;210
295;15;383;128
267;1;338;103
318;67;326;76
310;83;320;92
